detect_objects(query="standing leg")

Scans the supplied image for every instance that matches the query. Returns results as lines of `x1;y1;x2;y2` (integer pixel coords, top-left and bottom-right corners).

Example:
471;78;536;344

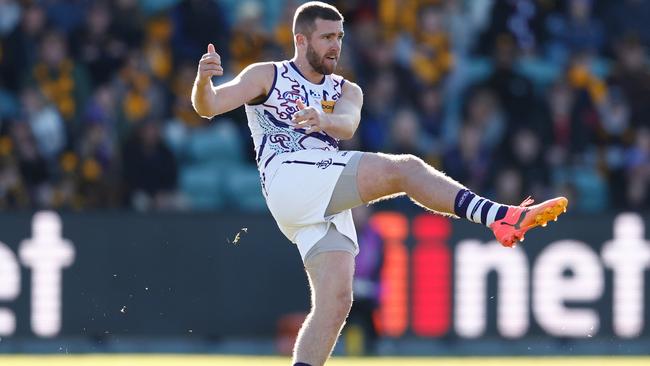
292;251;355;366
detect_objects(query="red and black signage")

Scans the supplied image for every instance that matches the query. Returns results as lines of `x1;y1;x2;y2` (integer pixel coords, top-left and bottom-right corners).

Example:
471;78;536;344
0;211;647;349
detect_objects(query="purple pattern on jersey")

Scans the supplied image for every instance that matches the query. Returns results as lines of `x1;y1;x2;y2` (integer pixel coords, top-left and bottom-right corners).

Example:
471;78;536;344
269;133;292;149
262;64;304;120
264;110;338;149
331;78;342;100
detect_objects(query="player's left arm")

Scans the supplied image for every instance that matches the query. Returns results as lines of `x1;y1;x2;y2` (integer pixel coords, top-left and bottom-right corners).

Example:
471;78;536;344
324;81;363;139
292;81;363;140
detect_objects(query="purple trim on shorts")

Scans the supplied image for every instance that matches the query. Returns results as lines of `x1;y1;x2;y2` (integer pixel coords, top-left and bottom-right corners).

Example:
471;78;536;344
282;160;346;167
247;64;277;106
283;160;319;166
290;61;325;85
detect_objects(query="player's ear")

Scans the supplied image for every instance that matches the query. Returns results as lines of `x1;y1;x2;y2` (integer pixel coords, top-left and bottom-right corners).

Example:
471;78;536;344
295;33;307;48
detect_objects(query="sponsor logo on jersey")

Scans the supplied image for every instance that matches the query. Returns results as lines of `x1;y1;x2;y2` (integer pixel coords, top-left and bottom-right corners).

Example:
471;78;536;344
321;100;336;114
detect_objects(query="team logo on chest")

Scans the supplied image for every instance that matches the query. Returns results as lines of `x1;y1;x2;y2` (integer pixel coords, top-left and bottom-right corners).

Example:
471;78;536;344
282;91;304;103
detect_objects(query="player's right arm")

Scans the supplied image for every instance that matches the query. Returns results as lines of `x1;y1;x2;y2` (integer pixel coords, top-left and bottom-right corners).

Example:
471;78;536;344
192;44;273;119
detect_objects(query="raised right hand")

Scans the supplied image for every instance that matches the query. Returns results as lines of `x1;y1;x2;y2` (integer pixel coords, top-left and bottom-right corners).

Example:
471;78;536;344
197;43;223;81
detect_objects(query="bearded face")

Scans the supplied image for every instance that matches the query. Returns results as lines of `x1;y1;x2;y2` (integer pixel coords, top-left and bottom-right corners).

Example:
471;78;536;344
306;41;337;75
301;18;342;75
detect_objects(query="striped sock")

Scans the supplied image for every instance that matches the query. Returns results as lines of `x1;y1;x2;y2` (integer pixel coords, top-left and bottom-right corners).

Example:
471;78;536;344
454;189;507;226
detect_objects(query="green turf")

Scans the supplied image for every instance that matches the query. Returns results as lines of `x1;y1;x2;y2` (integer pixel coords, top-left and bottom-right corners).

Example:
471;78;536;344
1;355;649;366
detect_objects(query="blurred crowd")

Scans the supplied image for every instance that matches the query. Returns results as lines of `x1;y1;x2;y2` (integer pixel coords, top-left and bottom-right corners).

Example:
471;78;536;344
0;0;649;212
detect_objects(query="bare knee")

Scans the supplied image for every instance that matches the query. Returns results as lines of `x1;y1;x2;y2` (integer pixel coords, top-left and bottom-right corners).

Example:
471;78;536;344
333;289;353;322
391;154;424;190
377;154;414;186
313;287;353;325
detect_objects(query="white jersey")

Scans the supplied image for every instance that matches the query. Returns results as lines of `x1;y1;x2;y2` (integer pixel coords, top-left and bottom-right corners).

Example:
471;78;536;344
244;60;347;196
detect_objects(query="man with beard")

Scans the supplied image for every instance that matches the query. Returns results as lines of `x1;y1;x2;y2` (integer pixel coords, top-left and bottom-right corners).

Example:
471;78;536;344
192;2;568;365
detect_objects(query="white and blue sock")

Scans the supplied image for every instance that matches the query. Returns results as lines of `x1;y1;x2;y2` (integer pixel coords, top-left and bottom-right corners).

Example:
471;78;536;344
454;189;508;226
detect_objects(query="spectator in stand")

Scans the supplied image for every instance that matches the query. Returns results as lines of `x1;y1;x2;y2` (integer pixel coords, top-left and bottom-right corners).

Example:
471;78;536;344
624;127;650;208
122;118;178;211
142;15;174;82
0;0;20;37
8;121;50;207
462;87;505;153
500;127;551;200
170;0;230;65
605;0;650;49
358;72;398;152
544;79;575;167
76;85;121;208
229;1;274;74
417;85;447;164
443;123;492;193
28;30;90;135
476;0;549;56
398;3;454;86
0;123;28;208
41;0;87;34
483;34;538;133
493;167;524;205
19;86;66;165
387;106;429;158
110;0;145;49
273;0;302;59
608;35;650;130
444;0;492;56
545;0;605;63
1;3;48;92
564;52;606;155
71;1;128;86
113;49;166;140
0;0;21;92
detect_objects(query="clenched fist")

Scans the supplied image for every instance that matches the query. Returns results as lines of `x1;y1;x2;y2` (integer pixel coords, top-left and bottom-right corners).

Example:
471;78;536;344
197;43;223;81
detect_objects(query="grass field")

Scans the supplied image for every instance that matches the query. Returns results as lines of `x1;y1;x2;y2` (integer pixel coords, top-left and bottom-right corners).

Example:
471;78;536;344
1;355;649;366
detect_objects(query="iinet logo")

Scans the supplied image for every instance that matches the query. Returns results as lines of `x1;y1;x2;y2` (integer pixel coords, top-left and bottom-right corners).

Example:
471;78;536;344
0;211;75;337
372;212;650;339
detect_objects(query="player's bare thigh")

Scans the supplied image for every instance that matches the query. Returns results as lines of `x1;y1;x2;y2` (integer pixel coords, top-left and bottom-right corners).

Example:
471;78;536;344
356;152;412;204
326;151;416;215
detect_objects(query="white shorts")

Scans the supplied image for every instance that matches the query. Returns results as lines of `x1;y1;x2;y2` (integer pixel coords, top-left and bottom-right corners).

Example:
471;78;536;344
265;149;361;260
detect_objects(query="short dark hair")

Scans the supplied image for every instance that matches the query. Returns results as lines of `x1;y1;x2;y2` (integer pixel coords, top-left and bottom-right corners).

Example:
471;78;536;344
293;1;343;37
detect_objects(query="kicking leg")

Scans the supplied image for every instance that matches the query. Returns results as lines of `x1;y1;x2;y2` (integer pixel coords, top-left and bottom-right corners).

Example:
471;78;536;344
356;152;463;214
355;152;568;247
